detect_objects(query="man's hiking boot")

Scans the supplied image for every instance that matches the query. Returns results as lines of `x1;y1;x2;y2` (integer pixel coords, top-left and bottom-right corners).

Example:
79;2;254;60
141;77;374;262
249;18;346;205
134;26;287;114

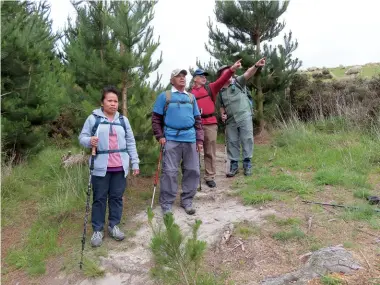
181;205;196;215
226;161;238;177
243;159;252;176
367;196;380;205
108;225;125;241
244;167;252;176
184;207;196;215
206;180;216;188
91;231;104;247
162;207;172;216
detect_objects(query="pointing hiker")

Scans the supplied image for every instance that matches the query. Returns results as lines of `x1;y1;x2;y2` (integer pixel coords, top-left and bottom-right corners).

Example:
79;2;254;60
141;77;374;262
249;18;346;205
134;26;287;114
151;69;204;215
79;86;140;247
189;59;242;188
217;57;266;177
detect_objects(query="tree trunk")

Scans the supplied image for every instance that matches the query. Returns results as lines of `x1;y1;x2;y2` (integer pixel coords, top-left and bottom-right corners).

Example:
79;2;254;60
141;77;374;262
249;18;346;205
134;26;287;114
119;42;130;180
254;34;264;134
120;42;128;117
122;76;127;117
257;81;264;133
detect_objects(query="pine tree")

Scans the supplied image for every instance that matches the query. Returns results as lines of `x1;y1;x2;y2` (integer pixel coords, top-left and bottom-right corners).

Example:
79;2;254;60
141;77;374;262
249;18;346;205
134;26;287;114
147;208;217;285
63;0;163;174
1;1;71;158
205;0;301;132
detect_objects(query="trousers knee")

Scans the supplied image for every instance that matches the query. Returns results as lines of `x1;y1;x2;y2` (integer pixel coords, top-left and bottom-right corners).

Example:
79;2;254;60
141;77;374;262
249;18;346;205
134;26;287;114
183;167;199;178
163;169;178;178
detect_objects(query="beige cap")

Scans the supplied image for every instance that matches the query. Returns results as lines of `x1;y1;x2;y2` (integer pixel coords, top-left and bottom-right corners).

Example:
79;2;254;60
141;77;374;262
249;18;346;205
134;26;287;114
170;69;187;79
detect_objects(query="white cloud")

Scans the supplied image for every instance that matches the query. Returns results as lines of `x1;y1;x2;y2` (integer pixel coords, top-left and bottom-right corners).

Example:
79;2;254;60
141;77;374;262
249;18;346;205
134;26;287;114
49;0;380;85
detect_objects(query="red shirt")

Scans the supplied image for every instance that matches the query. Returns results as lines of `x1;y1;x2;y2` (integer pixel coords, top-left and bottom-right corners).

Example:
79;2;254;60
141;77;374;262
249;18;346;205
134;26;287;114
190;68;234;125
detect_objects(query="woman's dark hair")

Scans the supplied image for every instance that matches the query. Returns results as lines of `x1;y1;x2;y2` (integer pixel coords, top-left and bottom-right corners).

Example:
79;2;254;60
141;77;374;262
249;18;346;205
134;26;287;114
101;86;121;102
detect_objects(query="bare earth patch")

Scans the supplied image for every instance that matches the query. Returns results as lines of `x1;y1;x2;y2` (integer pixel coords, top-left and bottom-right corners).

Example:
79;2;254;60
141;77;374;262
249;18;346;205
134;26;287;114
70;150;275;285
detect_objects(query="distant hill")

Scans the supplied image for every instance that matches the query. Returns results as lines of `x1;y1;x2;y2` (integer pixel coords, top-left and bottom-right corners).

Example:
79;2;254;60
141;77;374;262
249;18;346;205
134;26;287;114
299;62;380;81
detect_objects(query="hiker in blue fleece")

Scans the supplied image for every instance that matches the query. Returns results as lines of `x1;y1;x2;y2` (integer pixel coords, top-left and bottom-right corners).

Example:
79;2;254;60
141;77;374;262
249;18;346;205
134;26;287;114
152;69;204;216
79;86;140;247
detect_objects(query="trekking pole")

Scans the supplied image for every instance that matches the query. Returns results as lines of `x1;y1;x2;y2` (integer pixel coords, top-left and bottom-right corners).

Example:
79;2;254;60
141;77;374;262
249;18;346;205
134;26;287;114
224;118;230;175
198;150;202;191
151;145;164;209
198;107;202;191
79;145;96;270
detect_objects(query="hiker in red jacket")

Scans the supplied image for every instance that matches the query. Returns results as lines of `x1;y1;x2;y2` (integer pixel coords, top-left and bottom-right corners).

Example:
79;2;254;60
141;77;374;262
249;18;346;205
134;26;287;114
189;59;242;188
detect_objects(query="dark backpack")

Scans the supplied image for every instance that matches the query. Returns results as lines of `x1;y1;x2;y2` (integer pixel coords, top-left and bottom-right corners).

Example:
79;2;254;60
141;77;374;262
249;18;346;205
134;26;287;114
193;83;213;102
91;114;128;155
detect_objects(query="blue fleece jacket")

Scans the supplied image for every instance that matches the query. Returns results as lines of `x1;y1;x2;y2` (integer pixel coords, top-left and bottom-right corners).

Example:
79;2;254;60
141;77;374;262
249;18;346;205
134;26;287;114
79;108;140;177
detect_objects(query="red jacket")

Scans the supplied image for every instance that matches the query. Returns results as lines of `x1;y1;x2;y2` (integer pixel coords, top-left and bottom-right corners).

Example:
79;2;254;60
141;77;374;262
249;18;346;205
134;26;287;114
190;68;234;125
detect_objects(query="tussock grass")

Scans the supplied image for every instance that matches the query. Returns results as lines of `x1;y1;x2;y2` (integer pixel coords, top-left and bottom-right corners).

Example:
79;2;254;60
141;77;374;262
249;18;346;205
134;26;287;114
2;147;90;275
241;118;380;210
272;226;306;242
235;222;261;239
82;257;106;278
320;274;344;285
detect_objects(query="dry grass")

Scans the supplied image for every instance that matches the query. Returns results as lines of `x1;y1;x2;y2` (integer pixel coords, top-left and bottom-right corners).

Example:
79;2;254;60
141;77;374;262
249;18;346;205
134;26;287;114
204;190;379;284
1;171;156;285
204;121;380;285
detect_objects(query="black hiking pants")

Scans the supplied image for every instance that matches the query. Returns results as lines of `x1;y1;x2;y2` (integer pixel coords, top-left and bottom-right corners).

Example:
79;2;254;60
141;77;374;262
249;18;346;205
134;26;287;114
91;171;126;232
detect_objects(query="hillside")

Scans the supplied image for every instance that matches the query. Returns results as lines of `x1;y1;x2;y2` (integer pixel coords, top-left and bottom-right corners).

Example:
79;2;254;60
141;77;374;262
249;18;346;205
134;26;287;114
300;62;380;81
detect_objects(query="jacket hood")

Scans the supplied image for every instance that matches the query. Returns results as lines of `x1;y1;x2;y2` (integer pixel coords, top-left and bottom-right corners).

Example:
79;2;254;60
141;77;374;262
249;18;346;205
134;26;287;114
92;108;120;119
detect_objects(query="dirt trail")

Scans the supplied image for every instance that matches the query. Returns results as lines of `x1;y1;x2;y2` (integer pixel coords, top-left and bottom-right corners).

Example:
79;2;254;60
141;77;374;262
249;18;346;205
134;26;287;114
67;150;275;285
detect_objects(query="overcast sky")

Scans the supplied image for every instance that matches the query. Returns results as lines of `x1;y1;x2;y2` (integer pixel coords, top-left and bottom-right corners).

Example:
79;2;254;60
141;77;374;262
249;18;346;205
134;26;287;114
49;0;380;85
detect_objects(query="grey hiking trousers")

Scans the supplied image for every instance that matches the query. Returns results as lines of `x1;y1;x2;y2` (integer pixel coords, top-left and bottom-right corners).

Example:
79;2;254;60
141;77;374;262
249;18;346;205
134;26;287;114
226;116;254;162
159;141;200;211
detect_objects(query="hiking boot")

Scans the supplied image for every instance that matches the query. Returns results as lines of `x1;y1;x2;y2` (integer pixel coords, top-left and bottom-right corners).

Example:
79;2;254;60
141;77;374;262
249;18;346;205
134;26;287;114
108;225;125;241
91;231;104;247
244;167;252;176
206;180;216;188
184;207;196;215
162;207;172;215
181;205;196;215
367;196;380;205
243;159;252;176
226;161;239;177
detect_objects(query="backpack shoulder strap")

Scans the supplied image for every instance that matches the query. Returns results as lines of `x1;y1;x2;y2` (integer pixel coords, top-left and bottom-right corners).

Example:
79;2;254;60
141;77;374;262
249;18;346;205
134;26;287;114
218;87;228;108
165;90;171;102
118;115;127;133
234;79;252;100
91;114;102;136
164;90;193;107
187;92;194;104
204;83;213;101
163;90;171;115
234;79;245;92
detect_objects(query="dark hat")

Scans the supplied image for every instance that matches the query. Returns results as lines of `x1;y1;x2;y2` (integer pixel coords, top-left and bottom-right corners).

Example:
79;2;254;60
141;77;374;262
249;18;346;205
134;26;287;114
216;65;230;77
192;68;209;77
